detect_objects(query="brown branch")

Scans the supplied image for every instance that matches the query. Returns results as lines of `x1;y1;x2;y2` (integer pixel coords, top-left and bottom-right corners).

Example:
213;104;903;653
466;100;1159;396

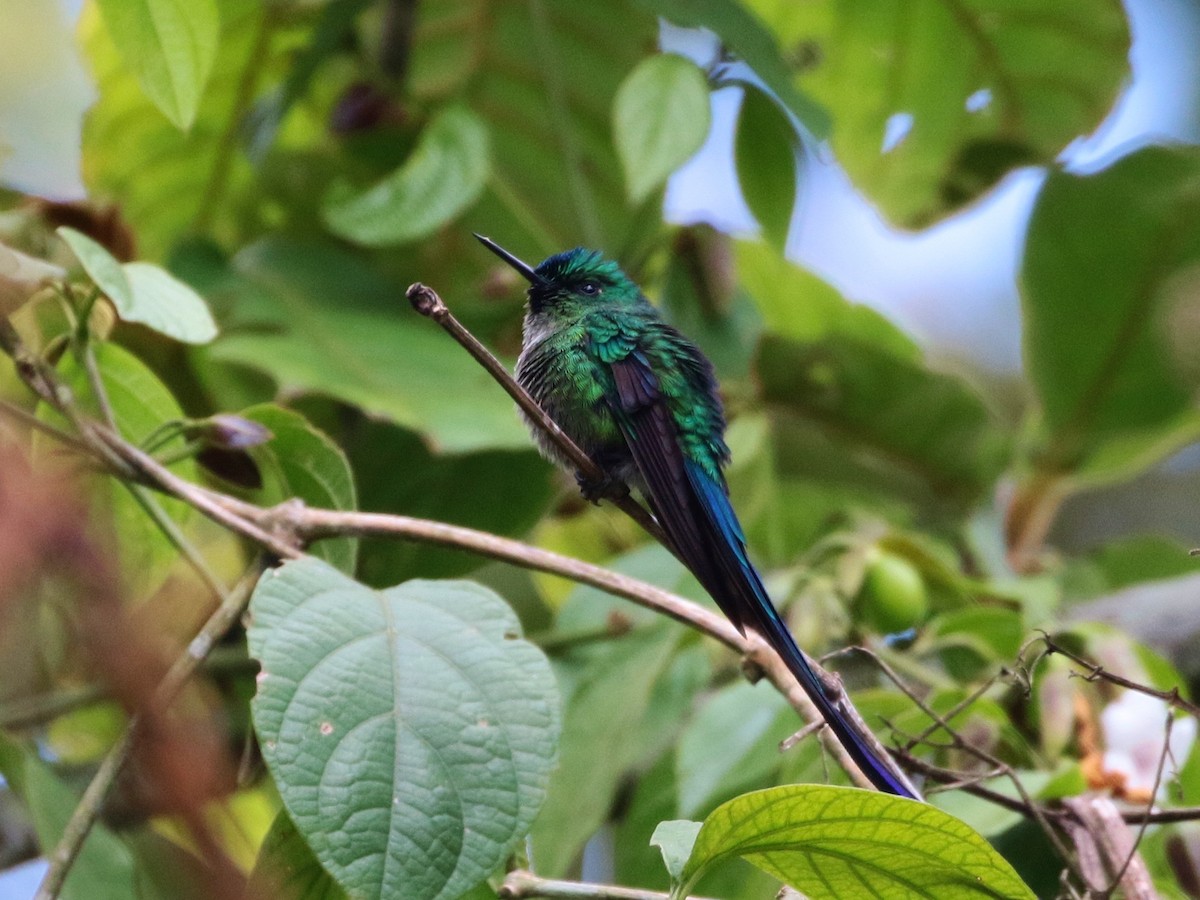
499;869;717;900
268;505;881;791
1;301;907;828
0;322;880;793
34;561;267;900
1062;795;1155;899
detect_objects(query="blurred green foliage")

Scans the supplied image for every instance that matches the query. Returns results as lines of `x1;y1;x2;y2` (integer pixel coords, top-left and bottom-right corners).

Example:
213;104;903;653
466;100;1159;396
2;0;1199;898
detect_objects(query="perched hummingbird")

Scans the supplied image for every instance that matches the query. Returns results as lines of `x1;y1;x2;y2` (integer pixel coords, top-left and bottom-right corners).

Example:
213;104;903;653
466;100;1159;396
476;234;918;800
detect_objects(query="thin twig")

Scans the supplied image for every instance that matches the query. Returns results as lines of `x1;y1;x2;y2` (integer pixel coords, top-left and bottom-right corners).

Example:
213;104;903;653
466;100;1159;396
405;282;669;548
0;397;90;452
33;562;266;900
0;685;106;730
1042;632;1200;718
1108;712;1173;895
499;869;716;900
34;730;135;900
852;646;1080;875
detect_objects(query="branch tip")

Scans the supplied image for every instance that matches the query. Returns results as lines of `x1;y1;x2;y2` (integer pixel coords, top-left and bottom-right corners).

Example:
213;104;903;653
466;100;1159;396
406;282;445;319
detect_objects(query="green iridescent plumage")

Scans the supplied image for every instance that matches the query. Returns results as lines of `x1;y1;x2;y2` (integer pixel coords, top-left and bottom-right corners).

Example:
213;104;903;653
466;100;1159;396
476;235;918;800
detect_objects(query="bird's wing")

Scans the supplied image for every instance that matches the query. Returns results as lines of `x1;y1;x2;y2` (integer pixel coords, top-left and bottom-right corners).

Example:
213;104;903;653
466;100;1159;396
606;351;748;632
602;344;920;800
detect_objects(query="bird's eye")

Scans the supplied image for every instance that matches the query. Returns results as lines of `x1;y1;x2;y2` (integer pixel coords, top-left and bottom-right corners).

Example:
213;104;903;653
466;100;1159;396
579;280;601;296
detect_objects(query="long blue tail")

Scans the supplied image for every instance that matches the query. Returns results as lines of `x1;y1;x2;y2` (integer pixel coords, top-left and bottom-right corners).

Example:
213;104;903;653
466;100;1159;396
685;461;920;800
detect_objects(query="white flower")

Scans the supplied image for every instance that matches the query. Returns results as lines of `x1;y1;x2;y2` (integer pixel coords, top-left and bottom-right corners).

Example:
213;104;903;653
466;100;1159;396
1102;691;1196;797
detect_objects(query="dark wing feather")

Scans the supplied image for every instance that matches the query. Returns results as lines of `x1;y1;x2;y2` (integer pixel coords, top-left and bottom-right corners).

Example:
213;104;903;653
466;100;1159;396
608;355;747;633
606;353;919;799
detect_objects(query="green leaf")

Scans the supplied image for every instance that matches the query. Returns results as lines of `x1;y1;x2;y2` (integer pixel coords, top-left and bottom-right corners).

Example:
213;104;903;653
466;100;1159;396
738;240;915;357
677;785;1035;899
80;0;312;258
1022;145;1200;484
739;241;1012;515
650;820;702;885
121;262;218;342
747;0;1130;225
323;106;491;246
734;87;796;250
58;228;218;343
440;1;659;254
208;237;530;452
675;680;791;817
633;0;830;138
94;0;219;129
248;558;560;900
57;227;130;304
349;421;554;586
757;333;1010;510
613;54;711;203
249;811;348;900
531;546;690;877
39;343;198;599
0;737;137;900
241;404;358;574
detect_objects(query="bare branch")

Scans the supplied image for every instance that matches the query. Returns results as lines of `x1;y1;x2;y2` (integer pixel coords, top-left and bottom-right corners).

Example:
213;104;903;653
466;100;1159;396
499;869;717;900
1041;632;1200;719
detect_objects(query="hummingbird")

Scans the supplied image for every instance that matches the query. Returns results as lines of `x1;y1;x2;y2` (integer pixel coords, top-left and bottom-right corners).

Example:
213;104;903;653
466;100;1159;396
476;234;918;800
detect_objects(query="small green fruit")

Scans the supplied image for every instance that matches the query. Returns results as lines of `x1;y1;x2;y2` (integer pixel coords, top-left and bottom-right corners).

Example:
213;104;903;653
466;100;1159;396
858;549;928;633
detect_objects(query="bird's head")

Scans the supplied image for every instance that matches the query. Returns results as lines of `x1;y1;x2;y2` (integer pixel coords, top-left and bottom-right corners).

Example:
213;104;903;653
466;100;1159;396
475;235;642;318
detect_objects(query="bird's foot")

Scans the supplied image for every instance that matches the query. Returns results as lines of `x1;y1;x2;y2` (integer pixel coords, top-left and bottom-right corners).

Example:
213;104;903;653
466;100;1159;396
575;470;627;504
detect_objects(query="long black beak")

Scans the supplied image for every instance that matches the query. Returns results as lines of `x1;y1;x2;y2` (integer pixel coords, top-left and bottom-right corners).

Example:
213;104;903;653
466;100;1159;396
474;233;545;286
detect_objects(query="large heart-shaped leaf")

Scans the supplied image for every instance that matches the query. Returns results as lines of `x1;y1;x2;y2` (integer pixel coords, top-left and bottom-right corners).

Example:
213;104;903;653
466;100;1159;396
248;558;560;900
676;785;1035;899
